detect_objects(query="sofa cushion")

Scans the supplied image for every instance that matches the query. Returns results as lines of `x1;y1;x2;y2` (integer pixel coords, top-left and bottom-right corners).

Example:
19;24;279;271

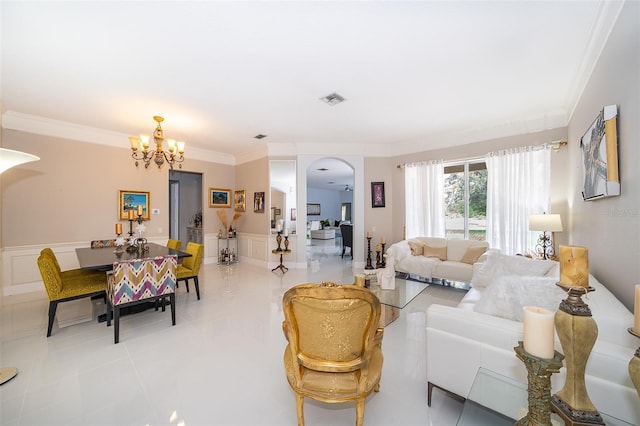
434;261;474;283
473;275;565;321
471;252;557;289
408;240;424;256
446;239;488;262
460;246;488;264
423;244;447;261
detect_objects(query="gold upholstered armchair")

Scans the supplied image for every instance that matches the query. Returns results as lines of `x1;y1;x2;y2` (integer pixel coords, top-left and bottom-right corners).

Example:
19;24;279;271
282;282;384;426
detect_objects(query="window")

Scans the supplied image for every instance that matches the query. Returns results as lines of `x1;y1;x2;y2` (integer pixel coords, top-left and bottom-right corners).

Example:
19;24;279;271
444;161;487;241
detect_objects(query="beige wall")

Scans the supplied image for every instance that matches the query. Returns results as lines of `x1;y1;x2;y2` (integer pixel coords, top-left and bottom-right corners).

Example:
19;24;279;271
1;130;234;247
363;157;395;245
566;0;639;310
234;157;270;235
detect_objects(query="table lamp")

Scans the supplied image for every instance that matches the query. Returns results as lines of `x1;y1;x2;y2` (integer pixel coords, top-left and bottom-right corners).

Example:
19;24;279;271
529;213;563;260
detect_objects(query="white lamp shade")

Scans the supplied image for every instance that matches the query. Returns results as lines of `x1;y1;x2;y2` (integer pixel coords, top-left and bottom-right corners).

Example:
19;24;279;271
0;148;40;174
529;214;563;232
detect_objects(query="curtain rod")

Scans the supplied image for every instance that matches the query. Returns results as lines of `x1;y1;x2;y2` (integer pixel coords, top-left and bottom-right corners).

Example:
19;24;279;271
395;140;567;169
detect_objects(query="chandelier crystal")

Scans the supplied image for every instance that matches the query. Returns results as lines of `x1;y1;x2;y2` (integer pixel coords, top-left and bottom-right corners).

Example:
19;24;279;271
129;116;185;169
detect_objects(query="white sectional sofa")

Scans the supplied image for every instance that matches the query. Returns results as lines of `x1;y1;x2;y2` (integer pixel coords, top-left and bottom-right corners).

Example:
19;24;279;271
387;237;490;283
426;252;640;425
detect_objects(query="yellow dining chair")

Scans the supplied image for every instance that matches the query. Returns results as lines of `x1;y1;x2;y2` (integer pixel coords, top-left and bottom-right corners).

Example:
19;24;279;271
167;238;182;251
282;282;384;426
37;249;108;337
177;242;204;300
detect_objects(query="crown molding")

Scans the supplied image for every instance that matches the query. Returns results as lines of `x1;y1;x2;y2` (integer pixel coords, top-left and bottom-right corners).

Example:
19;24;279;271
1;111;235;165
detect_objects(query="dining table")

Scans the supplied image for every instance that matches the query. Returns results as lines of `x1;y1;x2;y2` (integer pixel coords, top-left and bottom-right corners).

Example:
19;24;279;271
76;242;191;271
75;242;192;322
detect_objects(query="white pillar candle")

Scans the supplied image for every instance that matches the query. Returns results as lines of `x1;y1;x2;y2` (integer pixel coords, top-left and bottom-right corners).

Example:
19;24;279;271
634;284;640;334
284;228;289;236
523;306;555;359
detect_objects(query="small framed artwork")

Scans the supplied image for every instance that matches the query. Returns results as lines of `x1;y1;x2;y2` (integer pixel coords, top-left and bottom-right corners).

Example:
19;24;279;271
209;188;231;208
371;182;385;208
119;190;150;220
291;208;297;221
275;208;281;216
580;104;620;200
253;192;265;213
307;203;321;215
234;190;246;212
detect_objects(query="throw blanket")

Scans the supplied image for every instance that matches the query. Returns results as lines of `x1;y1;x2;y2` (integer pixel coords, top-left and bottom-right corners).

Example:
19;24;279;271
387;241;440;279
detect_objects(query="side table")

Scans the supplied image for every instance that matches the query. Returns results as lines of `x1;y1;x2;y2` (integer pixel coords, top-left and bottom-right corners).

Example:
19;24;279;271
272;249;291;274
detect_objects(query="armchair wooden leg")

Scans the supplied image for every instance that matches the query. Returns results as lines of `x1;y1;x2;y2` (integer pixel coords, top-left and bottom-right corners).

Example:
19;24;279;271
295;394;305;426
47;301;58;337
106;299;112;327
355;398;365;426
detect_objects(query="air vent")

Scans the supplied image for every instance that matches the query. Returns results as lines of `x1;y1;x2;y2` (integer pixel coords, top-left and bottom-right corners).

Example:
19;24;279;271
319;92;346;106
254;134;267;139
317;168;328;171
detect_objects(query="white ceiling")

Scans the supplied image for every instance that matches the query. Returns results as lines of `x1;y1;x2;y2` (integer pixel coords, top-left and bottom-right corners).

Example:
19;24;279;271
1;1;622;164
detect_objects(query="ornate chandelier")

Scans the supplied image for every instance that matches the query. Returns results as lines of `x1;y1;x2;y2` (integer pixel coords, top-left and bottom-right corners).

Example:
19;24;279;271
129;116;185;169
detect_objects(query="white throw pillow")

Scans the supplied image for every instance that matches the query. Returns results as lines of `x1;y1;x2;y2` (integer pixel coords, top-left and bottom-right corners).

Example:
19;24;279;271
471;252;557;289
474;275;565;322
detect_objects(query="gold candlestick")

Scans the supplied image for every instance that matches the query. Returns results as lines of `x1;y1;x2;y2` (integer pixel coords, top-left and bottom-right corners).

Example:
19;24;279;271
629;328;640;399
514;342;564;426
551;284;604;425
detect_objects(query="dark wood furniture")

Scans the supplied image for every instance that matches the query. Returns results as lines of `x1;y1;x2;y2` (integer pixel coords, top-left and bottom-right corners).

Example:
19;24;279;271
76;242;190;271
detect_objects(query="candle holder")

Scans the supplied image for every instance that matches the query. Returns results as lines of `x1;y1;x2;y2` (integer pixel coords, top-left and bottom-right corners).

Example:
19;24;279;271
628;328;640;399
114;232;125;253
375;246;382;268
380;242;386;268
276;231;283;252
514;342;564;426
551;283;604;425
365;236;374;270
284;235;289;251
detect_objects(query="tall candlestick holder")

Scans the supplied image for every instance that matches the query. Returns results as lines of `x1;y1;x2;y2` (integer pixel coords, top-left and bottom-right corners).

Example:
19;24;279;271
375;246;382;268
628;328;640;399
114;232;125;253
365;236;374;269
276;231;283;251
284;235;289;251
551;284;604;425
380;243;386;268
514;342;564;426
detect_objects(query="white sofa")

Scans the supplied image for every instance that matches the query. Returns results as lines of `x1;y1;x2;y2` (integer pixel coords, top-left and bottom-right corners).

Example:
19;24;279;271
387;237;490;283
426;252;640;425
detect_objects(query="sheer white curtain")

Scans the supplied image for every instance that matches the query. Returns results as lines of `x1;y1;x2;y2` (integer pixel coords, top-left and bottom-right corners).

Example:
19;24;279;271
485;146;551;255
404;160;445;239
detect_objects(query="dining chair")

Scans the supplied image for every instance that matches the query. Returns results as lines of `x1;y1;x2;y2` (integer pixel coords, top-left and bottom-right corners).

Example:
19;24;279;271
37;248;108;337
282;282;384;426
340;224;353;259
106;255;177;344
166;238;182;251
176;242;204;300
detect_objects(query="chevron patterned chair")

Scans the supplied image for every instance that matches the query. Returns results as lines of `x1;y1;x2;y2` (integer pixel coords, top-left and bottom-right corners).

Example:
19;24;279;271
106;255;177;344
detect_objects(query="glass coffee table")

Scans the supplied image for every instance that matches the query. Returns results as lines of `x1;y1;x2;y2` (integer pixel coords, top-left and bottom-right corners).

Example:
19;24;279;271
457;368;633;425
366;277;429;326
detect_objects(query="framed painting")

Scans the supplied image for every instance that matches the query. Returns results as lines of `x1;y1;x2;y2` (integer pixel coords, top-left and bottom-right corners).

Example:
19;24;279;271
291;208;297;221
234;190;246;212
580;104;620;200
253;191;265;213
307;203;321;216
371;181;385;208
209;188;231;208
119;190;150;220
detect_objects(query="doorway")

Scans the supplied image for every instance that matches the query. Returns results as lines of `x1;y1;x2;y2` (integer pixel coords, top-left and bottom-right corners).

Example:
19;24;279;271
169;170;203;244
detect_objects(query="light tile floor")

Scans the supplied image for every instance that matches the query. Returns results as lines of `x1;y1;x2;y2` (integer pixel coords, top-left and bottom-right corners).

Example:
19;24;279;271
1;239;466;425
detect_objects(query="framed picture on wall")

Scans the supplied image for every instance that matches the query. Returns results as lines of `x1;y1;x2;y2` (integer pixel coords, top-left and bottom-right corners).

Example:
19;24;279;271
371;182;385;208
119;190;150;220
209;188;231;208
254;192;265;213
234;190;246;212
580;104;620;200
291;208;297;221
307;203;321;215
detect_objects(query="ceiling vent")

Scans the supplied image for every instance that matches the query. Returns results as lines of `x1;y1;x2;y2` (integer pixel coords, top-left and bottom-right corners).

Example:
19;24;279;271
254;134;267;139
319;92;346;106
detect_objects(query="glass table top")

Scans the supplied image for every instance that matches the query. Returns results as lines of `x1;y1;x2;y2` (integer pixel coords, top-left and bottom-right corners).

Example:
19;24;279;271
457;368;633;426
367;278;429;309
